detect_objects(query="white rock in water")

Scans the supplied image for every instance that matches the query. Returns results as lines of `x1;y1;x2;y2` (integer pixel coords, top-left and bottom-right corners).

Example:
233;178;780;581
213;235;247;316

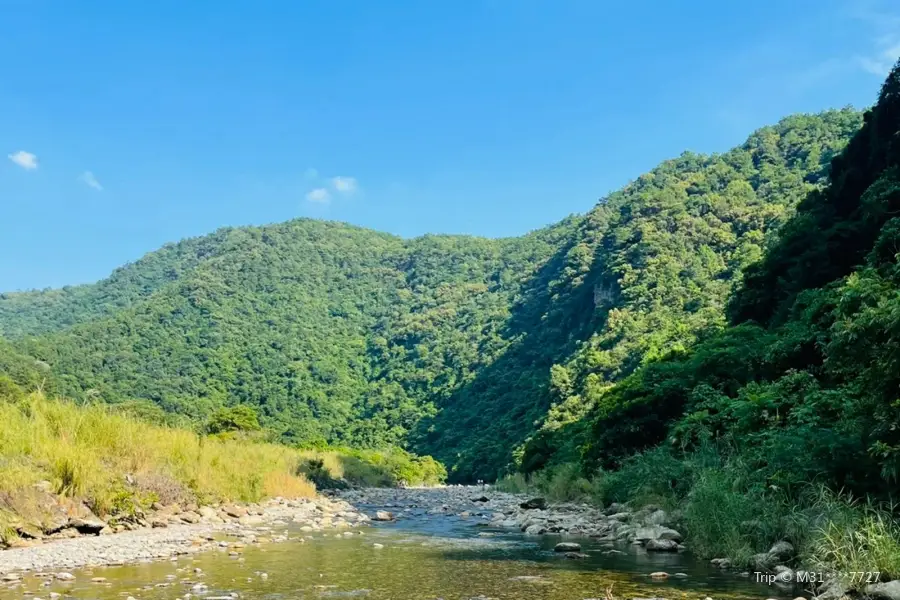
553;542;581;552
372;543;384;549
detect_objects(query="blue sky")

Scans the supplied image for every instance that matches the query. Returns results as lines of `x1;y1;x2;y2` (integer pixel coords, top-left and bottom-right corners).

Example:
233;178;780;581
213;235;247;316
1;0;898;291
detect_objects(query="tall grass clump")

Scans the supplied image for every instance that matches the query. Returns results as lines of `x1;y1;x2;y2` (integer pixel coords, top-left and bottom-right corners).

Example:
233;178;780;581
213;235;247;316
496;463;600;503
0;390;315;515
804;490;900;580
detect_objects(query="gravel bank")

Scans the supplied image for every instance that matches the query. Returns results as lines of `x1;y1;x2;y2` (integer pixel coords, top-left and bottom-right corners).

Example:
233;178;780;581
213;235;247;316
0;495;367;576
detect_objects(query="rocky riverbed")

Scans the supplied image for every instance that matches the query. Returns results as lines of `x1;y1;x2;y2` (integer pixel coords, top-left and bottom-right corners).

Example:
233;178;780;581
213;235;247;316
339;486;687;550
0;495;368;577
0;485;874;600
335;486;858;600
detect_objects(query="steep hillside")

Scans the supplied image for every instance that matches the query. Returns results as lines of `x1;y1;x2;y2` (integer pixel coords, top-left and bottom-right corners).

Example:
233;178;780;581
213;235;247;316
575;62;900;499
0;109;863;480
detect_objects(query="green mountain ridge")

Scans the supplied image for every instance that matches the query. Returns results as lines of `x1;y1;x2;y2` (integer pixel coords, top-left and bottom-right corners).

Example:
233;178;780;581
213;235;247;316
0;108;864;481
566;63;900;500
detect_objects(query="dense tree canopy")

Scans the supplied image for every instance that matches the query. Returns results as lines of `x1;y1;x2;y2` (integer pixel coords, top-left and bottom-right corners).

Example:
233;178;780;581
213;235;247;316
0;107;865;481
574;61;900;500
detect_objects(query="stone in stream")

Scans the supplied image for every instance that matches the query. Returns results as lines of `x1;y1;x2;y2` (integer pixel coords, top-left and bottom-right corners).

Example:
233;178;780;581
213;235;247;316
649;571;669;579
553;542;581;552
645;538;679;552
564;551;589;559
372;511;394;521
470;495;490;502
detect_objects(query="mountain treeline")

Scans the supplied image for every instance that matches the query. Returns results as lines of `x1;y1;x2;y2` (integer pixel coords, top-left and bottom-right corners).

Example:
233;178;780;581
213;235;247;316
558;61;900;500
0;101;867;481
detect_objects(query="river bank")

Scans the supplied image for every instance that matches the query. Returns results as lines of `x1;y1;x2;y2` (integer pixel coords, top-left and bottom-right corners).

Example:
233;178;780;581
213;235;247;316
0;495;368;577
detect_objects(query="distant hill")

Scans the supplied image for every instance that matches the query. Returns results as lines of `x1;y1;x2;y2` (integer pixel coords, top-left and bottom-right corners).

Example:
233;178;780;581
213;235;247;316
0;108;863;481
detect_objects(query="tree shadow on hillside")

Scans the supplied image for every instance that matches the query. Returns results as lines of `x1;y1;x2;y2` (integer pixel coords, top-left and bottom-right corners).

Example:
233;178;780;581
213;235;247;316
411;213;617;481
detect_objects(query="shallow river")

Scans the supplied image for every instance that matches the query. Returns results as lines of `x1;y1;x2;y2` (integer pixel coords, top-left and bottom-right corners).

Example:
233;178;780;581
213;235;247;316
1;498;801;600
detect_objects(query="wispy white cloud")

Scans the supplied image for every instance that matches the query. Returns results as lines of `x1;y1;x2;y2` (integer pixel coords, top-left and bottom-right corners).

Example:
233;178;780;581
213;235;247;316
7;150;38;170
79;171;103;191
849;1;900;76
306;188;331;203
858;42;900;76
331;176;358;194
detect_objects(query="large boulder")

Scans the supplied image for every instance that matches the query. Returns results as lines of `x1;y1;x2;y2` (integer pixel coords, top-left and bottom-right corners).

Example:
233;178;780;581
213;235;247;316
223;505;248;519
634;525;682;543
866;581;900;600
520;498;547;510
68;515;106;535
372;511;394;521
645;539;679;552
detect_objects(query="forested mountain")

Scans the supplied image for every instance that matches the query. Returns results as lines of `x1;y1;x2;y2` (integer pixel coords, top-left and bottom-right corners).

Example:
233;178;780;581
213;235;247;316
0;108;863;480
564;62;900;500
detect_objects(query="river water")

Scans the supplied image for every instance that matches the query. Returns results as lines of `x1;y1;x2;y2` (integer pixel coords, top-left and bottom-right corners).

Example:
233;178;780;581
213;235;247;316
1;497;802;600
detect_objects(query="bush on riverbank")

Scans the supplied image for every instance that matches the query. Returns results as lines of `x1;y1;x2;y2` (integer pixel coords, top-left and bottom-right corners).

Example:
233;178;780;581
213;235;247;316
297;446;447;488
500;448;900;581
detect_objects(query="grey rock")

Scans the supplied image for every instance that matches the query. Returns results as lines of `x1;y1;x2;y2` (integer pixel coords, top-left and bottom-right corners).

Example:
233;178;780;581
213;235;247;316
68;515;106;534
372;511;394;521
768;540;794;561
520;497;547;510
554;542;581;552
815;579;848;600
774;566;794;584
866;581;900;600
634;525;682;542
646;509;669;525
751;552;777;571
645;538;679;552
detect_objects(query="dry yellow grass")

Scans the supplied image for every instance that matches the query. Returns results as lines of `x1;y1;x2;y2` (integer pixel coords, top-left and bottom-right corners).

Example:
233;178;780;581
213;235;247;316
0;392;315;515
